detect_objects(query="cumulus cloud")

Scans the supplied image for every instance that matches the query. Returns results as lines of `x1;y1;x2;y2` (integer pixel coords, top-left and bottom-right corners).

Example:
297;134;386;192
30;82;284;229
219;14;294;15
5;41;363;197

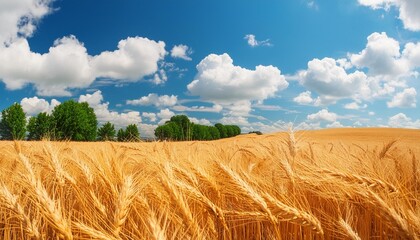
350;32;408;77
344;102;368;110
244;34;272;47
190;117;211;125
298;57;367;99
92;37;166;81
20;96;60;116
0;36;94;96
78;90;142;128
188;53;287;105
388;113;420;128
297;32;420;106
307;109;337;122
142;112;157;122
157;108;175;124
172;104;223;113
358;0;420;31
170;44;192;61
387;87;417;108
326;121;345;128
127;93;177;107
0;35;167;96
293;91;314;105
0;0;53;44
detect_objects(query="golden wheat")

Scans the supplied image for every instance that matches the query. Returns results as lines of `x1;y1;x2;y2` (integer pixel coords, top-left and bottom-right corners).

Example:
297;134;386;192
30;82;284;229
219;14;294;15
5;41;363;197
0;128;419;239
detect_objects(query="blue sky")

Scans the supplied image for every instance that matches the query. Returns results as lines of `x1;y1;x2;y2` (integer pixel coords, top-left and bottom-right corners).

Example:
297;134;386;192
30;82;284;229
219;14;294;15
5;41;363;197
1;0;420;137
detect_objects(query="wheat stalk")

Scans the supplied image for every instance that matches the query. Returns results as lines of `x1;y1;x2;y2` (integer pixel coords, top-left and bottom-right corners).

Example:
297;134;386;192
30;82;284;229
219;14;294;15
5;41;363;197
0;183;41;239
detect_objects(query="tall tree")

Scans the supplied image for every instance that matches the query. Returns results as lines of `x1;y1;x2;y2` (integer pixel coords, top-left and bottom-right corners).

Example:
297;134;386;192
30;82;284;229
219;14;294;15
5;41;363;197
27;112;53;140
215;123;227;138
0;103;26;140
169;115;192;140
97;122;116;141
51;100;97;141
117;128;126;142
125;124;140;142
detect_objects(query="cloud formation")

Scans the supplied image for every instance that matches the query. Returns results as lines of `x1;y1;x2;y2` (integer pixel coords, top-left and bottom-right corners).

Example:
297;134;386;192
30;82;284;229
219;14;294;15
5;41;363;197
358;0;420;31
0;0;53;44
307;109;337;122
127;93;178;107
244;34;272;47
188;53;287;104
0;36;166;96
78;91;142;128
170;44;192;61
387;87;417;108
21;96;60;116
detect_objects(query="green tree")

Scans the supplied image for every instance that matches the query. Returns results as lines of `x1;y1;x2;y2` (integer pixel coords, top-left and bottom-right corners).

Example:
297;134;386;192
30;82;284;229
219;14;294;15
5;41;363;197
215;123;227;138
125;124;140;142
97;122;116;141
208;126;221;140
117;128;126;142
51;100;97;141
169;115;192;140
225;125;235;137
0;103;27;140
27;112;53;140
155;122;181;141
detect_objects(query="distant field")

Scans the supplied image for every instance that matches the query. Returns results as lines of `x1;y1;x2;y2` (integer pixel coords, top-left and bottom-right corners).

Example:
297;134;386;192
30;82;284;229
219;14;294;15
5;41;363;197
0;128;419;239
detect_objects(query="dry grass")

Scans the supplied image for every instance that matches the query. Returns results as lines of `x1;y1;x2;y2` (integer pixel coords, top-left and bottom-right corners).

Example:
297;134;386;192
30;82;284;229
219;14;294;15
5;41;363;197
0;128;419;239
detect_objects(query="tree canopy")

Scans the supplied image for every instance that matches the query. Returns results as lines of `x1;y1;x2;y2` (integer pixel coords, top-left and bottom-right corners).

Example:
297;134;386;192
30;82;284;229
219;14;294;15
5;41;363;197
27;112;54;140
155;115;241;141
97;122;116;141
51;100;97;141
0;103;27;140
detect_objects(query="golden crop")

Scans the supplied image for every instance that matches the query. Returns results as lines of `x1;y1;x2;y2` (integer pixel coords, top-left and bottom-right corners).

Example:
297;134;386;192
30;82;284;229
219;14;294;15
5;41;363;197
0;128;419;239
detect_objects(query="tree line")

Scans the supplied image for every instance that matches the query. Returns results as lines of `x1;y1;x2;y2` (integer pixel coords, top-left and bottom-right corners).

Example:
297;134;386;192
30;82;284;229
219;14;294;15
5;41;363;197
154;115;241;141
0;101;139;141
0;101;241;141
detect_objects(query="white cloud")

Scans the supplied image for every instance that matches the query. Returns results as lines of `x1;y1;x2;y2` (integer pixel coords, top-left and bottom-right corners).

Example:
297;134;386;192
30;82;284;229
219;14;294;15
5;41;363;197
244;34;272;47
293;91;314;104
298;57;368;99
307;109;337;122
0;36;94;96
358;0;420;31
0;36;167;96
138;123;158;138
368;111;376;116
127;93;177;107
220;116;250;126
91;37;166;81
0;0;53;44
344;102;368;110
388;113;420;128
187;53;288;113
297;32;420;106
326;121;345;128
387;87;417;108
151;69;168;85
78;90;142;128
142;112;157;122
170;44;192;61
21;96;60;116
190;117;211;125
172;104;223;113
157;108;175;125
350;32;408;77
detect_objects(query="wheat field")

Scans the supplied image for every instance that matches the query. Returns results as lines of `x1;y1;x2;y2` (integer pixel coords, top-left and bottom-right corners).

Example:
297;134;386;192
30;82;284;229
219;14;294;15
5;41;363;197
0;128;419;240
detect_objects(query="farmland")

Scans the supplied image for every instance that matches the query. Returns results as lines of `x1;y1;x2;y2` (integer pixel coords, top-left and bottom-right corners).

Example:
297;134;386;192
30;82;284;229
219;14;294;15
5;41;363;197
0;128;419;239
